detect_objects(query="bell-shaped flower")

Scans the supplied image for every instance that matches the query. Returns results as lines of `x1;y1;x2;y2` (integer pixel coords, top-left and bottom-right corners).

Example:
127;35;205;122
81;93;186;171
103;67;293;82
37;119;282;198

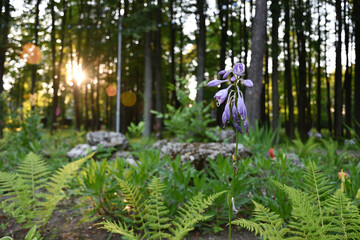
233;63;245;76
214;84;232;106
207;79;228;87
223;71;231;79
244;120;249;134
218;70;227;75
231;76;236;82
242;79;253;88
231;197;238;214
233;121;243;134
232;102;240;122
237;87;247;119
222;100;231;127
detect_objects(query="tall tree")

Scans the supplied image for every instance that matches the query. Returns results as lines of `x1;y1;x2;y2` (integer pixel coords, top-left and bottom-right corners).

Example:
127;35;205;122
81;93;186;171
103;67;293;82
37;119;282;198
246;0;267;125
30;0;42;110
196;0;206;103
334;0;343;137
0;0;10;138
143;3;153;137
154;0;163;132
284;0;294;139
169;0;180;108
294;0;307;139
316;0;322;134
354;0;360;136
271;0;280;132
343;0;351;138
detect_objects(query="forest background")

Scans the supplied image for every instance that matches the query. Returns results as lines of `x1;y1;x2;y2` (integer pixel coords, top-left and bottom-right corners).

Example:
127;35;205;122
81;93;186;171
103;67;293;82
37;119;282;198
0;0;359;140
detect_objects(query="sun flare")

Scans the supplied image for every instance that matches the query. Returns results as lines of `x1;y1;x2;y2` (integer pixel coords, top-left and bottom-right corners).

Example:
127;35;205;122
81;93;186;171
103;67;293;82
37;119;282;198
66;60;85;86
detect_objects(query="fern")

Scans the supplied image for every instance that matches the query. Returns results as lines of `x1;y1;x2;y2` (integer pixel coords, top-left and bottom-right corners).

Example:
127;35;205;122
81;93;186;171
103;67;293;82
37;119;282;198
101;177;225;239
233;162;360;240
326;189;360;239
171;190;227;240
0;152;93;227
232;200;288;240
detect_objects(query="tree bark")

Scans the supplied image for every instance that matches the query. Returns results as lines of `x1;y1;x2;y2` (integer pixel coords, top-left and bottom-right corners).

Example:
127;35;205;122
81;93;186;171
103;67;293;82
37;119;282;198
30;0;42;110
271;0;280;132
143;28;153;137
196;0;206;103
294;0;307;139
355;0;360;136
246;0;267;126
343;0;351;138
334;0;342;137
0;0;10;138
169;0;180;108
284;0;294;139
316;0;322;133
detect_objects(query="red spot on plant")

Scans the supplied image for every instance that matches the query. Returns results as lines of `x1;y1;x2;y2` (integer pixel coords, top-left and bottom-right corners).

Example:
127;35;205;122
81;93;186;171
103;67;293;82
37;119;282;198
269;148;275;160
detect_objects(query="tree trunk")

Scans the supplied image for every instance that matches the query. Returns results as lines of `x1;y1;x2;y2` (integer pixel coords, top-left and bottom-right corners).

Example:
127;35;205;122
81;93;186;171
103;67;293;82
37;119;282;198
30;0;42;110
294;0;307;139
0;0;10;138
271;0;280;132
334;0;342;137
216;0;229;126
243;0;248;68
284;0;294;139
154;0;163;134
246;0;267;126
170;0;180;108
143;29;153;137
344;0;351;138
316;0;322;134
355;0;360;136
196;0;206;103
306;0;312;132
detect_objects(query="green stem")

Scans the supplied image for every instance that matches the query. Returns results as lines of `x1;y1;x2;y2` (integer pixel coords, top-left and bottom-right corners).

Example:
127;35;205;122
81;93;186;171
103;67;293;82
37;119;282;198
229;130;239;240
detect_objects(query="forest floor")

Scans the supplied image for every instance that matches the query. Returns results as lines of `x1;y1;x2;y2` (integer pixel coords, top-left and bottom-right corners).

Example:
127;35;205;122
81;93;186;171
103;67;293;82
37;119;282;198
0;196;258;240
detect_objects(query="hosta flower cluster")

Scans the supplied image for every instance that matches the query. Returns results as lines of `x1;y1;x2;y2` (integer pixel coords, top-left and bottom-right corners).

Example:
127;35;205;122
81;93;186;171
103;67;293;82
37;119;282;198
207;63;253;134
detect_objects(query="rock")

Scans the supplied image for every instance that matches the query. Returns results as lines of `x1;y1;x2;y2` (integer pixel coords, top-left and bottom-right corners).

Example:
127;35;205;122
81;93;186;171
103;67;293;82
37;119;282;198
153;141;251;169
86;131;129;149
66;144;98;159
214;128;236;143
109;150;138;166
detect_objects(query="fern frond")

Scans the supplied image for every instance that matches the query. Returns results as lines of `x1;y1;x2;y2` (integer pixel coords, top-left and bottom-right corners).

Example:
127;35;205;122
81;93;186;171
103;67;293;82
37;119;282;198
233;200;287;240
16;153;50;196
325;189;360;239
101;220;139;240
39;153;94;225
273;180;326;239
170;191;226;240
117;177;146;228
145;177;172;239
231;218;265;237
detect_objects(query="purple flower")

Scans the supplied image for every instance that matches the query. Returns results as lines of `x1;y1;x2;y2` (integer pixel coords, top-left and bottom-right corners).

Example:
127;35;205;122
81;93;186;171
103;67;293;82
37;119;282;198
233;63;245;76
214;84;232;106
233;121;243;134
207;79;228;87
243;79;253;88
232;102;240;122
307;131;313;137
237;87;247;119
223;71;231;79
222;100;231;127
244;120;249;134
218;70;227;75
231;197;238;214
230;76;236;82
315;132;322;138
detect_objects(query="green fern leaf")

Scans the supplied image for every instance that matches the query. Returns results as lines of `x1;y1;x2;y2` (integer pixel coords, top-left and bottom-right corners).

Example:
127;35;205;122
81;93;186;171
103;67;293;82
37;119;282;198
170;191;226;240
325;189;360;239
101;220;139;240
146;177;172;239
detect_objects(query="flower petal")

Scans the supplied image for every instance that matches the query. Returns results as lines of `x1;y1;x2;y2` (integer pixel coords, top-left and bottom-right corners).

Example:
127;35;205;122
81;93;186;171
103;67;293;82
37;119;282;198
223;71;231;79
207;79;227;87
218;70;227;75
231;76;236;82
234;121;243;134
233;63;245;76
243;79;253;87
232;102;240;122
222;100;231;127
214;84;232;106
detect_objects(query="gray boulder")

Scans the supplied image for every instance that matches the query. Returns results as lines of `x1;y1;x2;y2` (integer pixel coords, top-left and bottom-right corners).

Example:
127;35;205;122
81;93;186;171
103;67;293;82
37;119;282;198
110;150;138;166
153;141;251;169
66;144;98;159
86;131;129;149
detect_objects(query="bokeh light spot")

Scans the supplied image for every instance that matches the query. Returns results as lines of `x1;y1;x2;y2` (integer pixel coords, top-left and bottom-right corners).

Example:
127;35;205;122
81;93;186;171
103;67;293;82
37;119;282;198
106;85;117;97
20;43;43;64
121;91;136;107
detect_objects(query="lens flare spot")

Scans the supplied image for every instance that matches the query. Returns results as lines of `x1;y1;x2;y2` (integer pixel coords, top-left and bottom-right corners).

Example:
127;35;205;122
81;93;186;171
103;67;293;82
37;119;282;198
106;85;117;97
20;43;43;64
121;91;136;107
